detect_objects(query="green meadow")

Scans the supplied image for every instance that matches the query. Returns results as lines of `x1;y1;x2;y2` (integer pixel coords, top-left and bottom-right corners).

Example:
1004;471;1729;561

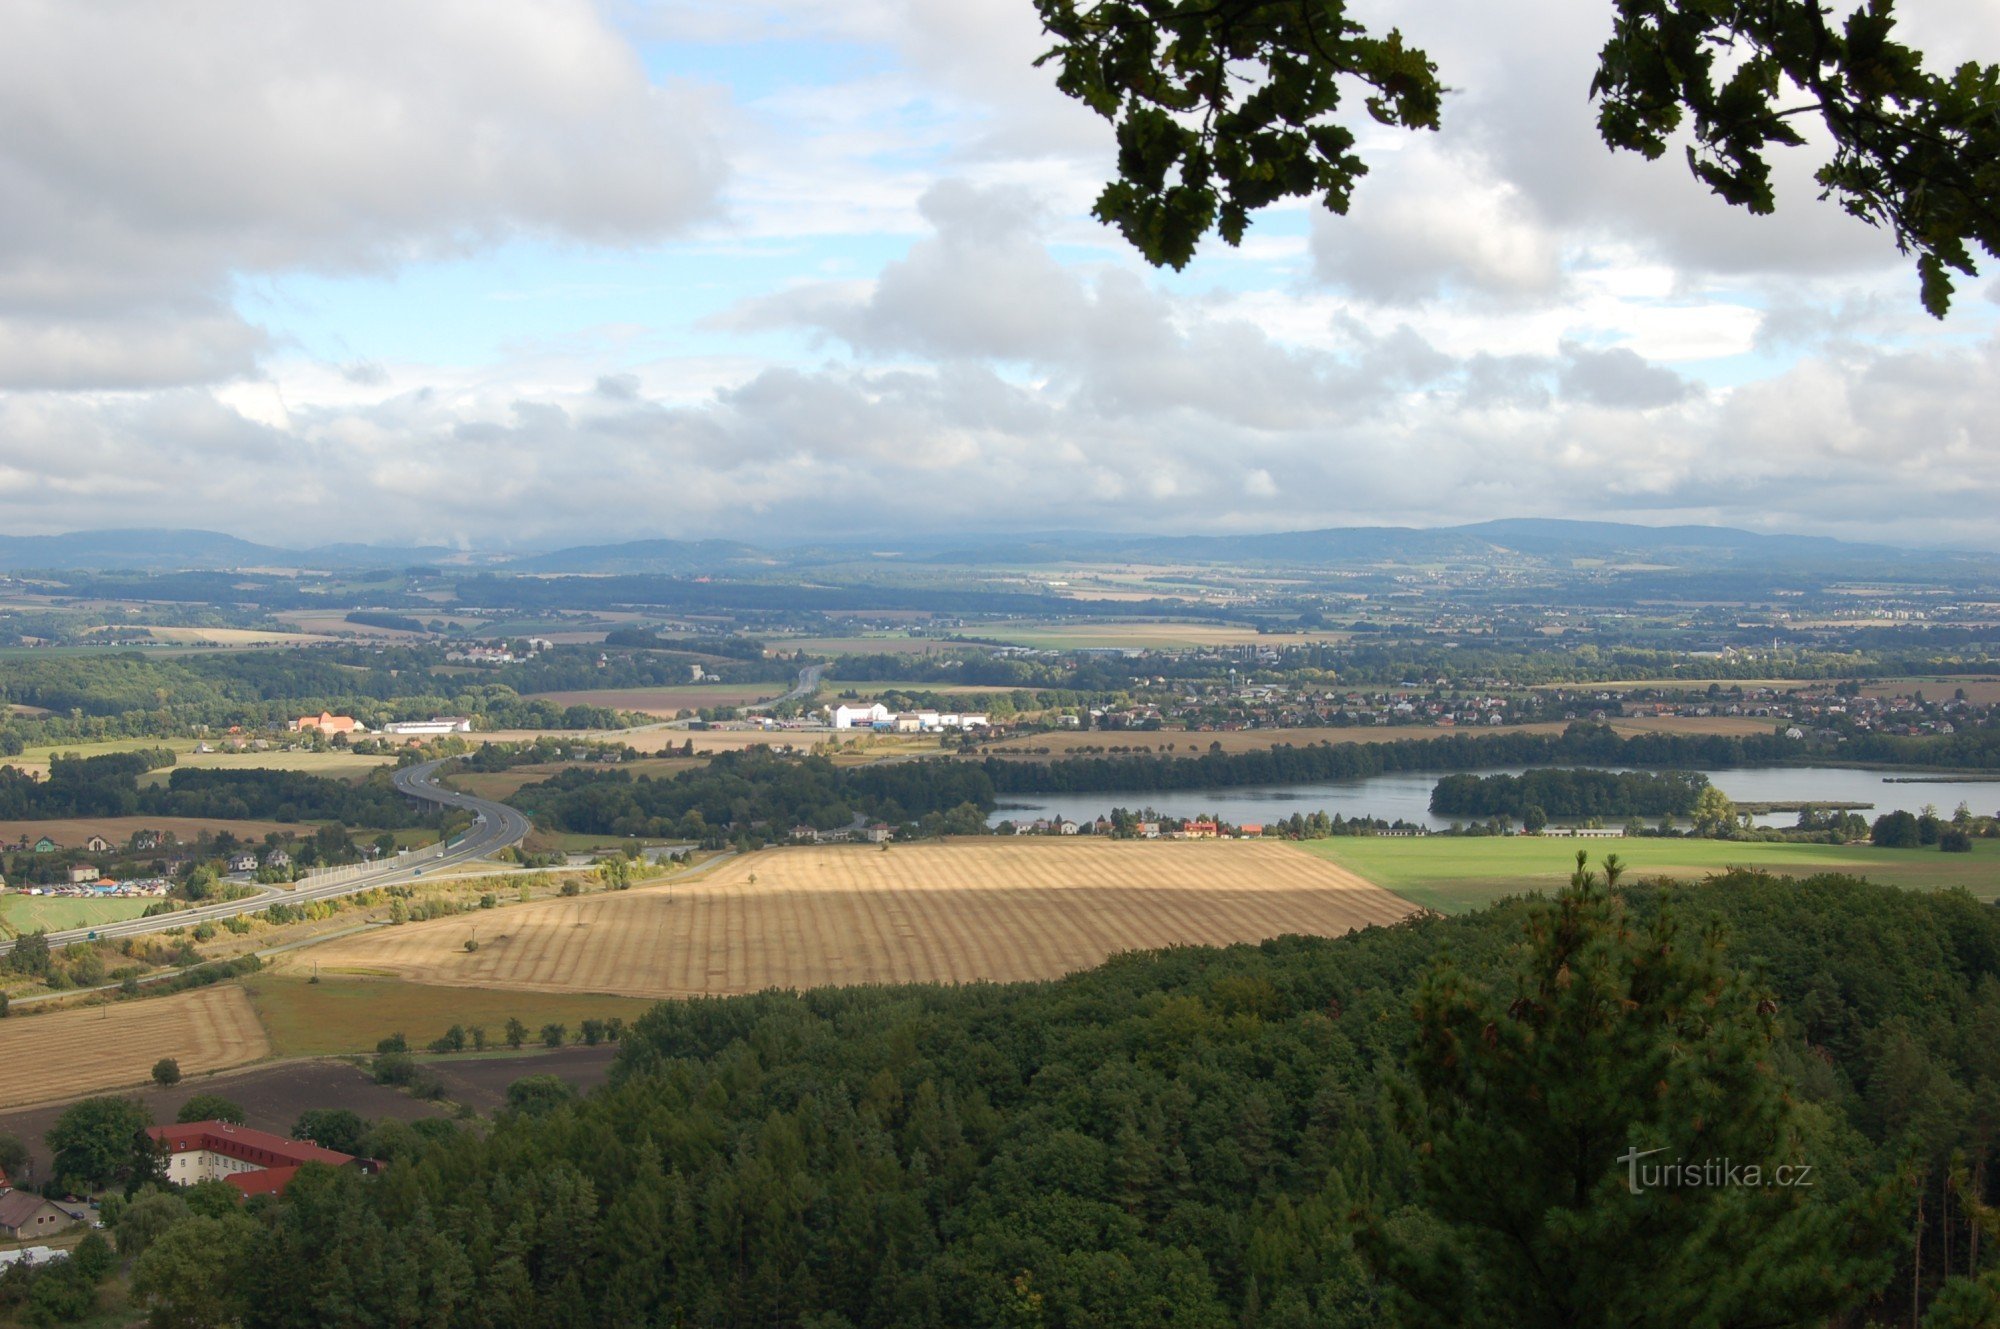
1295;835;2000;914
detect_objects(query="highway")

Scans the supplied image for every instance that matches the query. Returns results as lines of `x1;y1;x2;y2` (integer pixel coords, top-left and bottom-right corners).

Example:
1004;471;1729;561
0;759;530;957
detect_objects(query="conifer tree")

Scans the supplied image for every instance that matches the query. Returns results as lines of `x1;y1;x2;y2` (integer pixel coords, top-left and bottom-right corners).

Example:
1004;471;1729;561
1367;852;1899;1326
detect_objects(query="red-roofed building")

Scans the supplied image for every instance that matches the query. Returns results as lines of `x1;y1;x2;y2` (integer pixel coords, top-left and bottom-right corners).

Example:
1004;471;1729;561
146;1121;370;1197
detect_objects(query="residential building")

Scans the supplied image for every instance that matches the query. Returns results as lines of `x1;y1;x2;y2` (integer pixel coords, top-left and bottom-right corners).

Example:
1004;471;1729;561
145;1121;369;1199
84;835;113;853
0;1191;74;1242
66;865;99;885
291;712;360;735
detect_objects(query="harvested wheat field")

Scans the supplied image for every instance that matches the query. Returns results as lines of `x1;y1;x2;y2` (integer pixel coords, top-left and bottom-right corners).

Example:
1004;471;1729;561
0;986;270;1108
304;839;1417;999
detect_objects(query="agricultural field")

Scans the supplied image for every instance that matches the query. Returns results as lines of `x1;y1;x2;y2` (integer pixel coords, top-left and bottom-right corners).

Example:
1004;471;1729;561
447;756;705;802
964;622;1353;650
774;635;951;656
0;895;151;936
977;722;1572;758
1295;835;2000;915
475;725;854;757
824;678;1006;696
1861;675;2000;705
0;1057;447;1181
526;683;781;715
0;814;309;846
0;985;270;1109
242;972;654;1057
300;839;1416;998
8;735;392;782
115;626;308;646
1605;715;1780;738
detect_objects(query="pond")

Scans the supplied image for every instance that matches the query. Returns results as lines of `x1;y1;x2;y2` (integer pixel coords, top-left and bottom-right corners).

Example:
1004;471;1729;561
988;766;2000;831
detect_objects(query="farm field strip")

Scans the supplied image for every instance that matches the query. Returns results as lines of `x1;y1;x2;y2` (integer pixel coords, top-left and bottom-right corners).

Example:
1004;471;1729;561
303;840;1416;997
1293;836;2000;915
0;896;151;936
526;684;782;715
0;815;311;844
0;985;270;1109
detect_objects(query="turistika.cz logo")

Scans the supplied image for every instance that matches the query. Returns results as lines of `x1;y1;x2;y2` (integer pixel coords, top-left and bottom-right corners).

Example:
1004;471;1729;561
1617;1147;1815;1195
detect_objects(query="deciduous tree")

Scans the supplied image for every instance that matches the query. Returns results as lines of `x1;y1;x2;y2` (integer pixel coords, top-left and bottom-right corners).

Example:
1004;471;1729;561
1032;0;1999;312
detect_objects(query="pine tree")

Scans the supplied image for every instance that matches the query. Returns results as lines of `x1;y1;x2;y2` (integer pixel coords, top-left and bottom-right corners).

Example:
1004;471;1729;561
1365;852;1900;1327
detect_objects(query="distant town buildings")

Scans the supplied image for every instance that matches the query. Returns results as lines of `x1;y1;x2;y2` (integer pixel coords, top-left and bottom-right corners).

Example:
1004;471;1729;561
828;703;988;732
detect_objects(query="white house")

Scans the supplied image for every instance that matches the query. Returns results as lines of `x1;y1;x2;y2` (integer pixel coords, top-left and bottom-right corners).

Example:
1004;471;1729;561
831;703;891;730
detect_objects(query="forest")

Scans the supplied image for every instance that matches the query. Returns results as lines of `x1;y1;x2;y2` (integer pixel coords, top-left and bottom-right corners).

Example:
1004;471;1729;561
1428;769;1711;819
32;870;1995;1327
984;721;2000;794
0;755;437;828
512;748;997;844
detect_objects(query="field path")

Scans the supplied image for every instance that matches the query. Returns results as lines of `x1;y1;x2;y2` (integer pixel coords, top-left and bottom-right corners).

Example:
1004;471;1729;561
0;986;270;1109
304;839;1418;998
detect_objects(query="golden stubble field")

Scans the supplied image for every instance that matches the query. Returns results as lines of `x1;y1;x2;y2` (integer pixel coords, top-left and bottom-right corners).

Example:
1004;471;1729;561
0;986;270;1109
305;839;1417;998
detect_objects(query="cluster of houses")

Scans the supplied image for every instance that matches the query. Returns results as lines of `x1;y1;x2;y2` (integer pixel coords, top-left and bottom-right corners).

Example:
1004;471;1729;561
288;713;472;736
1008;817;1254;839
1085;683;1515;733
827;703;990;732
1554;683;1985;738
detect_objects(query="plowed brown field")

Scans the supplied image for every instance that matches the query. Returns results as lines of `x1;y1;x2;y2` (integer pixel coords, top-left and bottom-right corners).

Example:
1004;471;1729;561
0;986;270;1108
304;839;1416;998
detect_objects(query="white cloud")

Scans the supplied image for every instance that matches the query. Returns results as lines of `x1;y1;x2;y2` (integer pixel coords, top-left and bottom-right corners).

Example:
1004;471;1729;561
0;0;723;389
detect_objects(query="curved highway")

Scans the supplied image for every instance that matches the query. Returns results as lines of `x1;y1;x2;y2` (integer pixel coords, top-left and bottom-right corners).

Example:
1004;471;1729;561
0;759;529;957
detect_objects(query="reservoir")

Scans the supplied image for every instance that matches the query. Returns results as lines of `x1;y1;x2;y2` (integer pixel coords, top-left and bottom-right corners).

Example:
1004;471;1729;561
988;766;2000;831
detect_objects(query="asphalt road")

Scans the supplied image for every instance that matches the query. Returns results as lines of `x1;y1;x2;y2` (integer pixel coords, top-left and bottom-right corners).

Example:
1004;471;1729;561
0;759;530;957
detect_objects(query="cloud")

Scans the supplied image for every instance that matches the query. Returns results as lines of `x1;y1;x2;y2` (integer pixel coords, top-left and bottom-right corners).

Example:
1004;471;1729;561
0;0;724;389
1557;343;1697;409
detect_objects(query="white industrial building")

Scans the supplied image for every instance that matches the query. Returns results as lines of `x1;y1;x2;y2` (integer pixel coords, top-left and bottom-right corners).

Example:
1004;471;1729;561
828;703;986;732
382;717;474;736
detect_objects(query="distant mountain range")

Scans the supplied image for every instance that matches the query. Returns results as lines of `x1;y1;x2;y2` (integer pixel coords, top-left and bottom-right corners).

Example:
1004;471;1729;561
0;520;1977;576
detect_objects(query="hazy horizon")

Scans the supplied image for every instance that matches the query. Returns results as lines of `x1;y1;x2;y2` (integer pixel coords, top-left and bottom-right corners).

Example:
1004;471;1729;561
3;2;1996;551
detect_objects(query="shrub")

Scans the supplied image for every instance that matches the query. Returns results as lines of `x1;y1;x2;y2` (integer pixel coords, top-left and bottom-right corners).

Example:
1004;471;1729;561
372;1051;416;1086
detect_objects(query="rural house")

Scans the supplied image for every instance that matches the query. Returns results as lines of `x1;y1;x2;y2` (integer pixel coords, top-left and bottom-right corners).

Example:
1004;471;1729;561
290;712;359;735
146;1121;372;1199
0;1191;74;1242
84;834;113;852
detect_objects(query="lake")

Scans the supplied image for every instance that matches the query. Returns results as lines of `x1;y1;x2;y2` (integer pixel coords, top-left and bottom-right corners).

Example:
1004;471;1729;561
988;766;2000;831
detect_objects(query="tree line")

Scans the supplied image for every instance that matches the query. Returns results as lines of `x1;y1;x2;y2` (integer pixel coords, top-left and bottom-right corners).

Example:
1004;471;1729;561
1429;769;1711;819
983;721;2000;795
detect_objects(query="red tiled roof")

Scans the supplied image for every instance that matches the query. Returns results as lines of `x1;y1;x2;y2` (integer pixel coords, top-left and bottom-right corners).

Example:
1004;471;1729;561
146;1121;354;1169
225;1166;300;1198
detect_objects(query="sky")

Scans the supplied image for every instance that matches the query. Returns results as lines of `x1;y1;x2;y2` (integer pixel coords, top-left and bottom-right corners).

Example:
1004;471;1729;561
2;0;1997;552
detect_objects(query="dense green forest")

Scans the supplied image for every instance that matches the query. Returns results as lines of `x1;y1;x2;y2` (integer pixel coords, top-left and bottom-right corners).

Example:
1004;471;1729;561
36;870;1996;1326
513;748;997;844
1428;769;1711;819
0;754;436;827
985;722;2000;794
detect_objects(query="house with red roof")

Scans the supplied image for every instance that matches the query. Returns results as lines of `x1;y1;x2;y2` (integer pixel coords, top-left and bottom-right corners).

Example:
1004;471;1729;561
145;1121;374;1198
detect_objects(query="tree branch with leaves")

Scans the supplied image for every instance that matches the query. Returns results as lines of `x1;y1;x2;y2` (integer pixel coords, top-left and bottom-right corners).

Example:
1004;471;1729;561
1034;0;1999;313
